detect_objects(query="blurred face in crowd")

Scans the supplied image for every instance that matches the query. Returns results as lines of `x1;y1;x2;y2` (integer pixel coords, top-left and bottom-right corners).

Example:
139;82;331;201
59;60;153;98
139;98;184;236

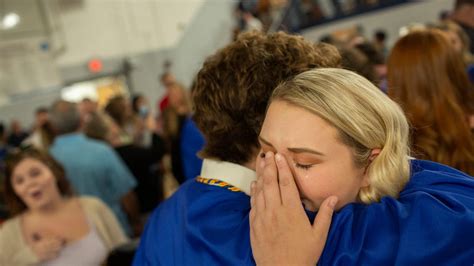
258;101;369;211
442;31;463;53
168;84;189;114
11;158;62;211
35;111;49;127
79;99;98;115
136;96;150;117
135;96;146;108
169;85;184;106
161;73;176;89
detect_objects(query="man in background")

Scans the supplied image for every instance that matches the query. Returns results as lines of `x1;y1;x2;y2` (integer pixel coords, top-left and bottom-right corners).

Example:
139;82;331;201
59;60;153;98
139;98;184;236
49;100;140;236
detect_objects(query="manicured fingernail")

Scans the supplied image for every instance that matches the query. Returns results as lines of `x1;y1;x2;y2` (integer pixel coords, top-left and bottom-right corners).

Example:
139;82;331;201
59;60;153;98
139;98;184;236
266;151;273;159
328;196;338;209
275;153;283;162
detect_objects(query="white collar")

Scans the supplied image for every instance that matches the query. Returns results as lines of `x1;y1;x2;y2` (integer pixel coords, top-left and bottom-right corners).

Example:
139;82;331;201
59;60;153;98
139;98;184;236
200;159;257;196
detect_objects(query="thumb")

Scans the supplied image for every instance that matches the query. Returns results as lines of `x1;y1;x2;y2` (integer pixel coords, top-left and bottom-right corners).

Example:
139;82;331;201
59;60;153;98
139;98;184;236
312;196;338;240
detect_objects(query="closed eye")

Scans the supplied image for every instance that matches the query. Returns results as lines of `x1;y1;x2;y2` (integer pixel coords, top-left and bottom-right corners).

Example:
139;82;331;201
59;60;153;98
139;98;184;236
295;163;313;170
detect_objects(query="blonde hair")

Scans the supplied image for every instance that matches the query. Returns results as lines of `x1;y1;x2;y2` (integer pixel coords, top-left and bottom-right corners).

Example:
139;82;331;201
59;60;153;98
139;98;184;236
271;68;410;203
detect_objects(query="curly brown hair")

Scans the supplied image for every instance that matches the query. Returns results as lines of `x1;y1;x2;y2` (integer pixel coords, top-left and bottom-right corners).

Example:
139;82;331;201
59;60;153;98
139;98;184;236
192;31;341;165
4;149;74;215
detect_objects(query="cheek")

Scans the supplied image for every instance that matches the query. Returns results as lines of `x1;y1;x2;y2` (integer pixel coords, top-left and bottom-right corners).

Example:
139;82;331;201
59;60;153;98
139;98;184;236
293;167;345;201
293;169;326;199
40;173;58;190
12;183;25;197
12;183;31;204
46;175;58;188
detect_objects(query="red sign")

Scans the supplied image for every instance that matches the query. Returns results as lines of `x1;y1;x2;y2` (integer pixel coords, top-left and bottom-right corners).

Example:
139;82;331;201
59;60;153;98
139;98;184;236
88;59;103;73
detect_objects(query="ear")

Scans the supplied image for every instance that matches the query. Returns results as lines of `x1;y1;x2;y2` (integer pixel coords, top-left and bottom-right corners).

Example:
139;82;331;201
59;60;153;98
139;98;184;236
369;148;381;162
361;148;381;187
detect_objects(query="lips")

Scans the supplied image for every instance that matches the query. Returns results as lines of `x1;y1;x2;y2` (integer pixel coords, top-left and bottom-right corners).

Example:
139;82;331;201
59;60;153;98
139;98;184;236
30;190;43;199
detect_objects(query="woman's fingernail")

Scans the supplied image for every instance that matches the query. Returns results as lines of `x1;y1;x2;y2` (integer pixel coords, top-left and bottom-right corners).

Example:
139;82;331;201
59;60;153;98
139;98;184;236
275;153;283;162
266;151;273;159
328;196;338;209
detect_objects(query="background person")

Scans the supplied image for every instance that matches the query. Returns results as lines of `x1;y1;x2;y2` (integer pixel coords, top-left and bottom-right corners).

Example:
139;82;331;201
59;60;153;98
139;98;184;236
0;149;127;265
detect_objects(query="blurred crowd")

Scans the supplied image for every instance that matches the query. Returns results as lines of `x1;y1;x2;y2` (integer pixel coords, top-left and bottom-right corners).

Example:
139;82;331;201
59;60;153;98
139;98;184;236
0;70;205;264
233;0;410;35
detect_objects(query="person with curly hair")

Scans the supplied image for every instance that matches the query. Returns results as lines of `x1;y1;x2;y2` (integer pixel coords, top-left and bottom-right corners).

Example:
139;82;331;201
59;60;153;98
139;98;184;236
133;31;341;265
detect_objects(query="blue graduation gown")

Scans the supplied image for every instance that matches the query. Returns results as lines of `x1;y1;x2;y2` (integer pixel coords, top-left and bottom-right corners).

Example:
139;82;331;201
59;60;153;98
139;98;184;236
133;160;474;265
319;160;474;265
133;178;254;265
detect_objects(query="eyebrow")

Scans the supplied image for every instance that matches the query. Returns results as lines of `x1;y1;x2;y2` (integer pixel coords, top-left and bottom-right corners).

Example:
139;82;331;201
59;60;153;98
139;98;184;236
258;136;274;148
287;147;325;156
258;136;325;156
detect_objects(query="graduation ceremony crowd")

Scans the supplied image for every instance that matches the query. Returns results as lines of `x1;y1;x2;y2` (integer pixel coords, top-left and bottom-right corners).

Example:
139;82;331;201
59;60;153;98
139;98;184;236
0;0;473;265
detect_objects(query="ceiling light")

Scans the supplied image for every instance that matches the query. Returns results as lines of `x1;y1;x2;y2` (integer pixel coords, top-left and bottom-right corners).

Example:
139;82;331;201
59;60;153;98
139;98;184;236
1;12;20;30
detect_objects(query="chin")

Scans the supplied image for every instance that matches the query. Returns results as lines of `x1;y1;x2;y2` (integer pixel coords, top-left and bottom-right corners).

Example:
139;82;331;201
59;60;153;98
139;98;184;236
30;200;52;210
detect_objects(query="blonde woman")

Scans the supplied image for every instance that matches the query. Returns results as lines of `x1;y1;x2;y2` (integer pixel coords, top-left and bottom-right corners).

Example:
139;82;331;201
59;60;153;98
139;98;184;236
250;68;474;265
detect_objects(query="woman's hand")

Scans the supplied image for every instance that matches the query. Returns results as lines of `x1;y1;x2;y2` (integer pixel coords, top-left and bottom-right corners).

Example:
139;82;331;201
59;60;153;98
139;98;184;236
30;233;65;261
250;152;337;266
